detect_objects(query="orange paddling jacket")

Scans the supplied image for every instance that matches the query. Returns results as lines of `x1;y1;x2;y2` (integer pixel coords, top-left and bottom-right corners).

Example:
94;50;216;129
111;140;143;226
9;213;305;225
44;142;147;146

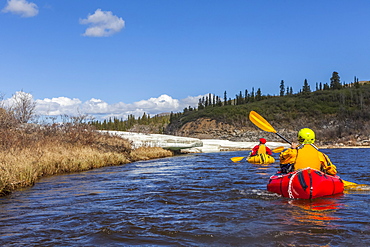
280;144;337;175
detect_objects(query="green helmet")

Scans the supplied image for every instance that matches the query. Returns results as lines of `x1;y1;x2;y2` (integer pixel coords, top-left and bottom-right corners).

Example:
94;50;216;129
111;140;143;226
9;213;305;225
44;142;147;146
298;128;315;144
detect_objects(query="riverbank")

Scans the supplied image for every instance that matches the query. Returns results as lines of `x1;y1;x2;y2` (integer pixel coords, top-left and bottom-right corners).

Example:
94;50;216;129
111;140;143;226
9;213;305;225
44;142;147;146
322;145;370;149
0;123;173;197
2;124;368;197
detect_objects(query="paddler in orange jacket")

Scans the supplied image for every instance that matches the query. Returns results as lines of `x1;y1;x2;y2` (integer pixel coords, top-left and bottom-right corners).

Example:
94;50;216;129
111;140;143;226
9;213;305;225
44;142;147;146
279;128;337;175
251;138;272;156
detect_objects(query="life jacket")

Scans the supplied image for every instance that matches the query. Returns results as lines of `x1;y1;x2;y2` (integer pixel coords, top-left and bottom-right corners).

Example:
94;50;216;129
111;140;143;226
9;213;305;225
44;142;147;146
257;144;266;154
294;144;322;170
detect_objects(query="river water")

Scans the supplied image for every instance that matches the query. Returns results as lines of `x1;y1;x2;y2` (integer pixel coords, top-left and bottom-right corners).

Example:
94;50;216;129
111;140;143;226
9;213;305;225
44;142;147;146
1;148;369;246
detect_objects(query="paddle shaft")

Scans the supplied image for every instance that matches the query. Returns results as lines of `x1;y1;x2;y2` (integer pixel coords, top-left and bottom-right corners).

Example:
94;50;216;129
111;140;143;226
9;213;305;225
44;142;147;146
276;133;291;145
249;111;292;145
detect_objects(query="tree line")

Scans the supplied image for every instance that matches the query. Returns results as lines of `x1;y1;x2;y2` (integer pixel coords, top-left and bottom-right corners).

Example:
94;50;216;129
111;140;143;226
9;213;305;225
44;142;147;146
192;71;358;111
89;113;170;132
90;71;368;133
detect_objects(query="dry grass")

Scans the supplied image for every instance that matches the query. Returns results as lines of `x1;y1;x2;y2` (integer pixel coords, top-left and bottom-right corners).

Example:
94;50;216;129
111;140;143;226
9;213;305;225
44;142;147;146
0;112;173;196
130;146;174;161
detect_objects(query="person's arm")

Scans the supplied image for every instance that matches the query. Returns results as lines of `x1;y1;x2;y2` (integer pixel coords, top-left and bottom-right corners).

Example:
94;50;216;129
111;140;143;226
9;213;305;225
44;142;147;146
320;153;337;175
266;147;273;155
251;145;259;156
279;147;297;165
279;147;297;173
290;142;298;149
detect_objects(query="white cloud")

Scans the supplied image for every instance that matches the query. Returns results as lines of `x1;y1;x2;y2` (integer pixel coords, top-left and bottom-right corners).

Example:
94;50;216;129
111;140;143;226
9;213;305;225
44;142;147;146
36;97;82;116
2;0;38;17
80;9;125;37
180;95;202;106
134;95;180;112
33;94;203;121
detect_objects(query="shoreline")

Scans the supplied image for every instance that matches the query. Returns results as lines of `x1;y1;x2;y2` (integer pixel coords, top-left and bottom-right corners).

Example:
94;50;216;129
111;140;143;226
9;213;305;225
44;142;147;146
213;145;370;150
2;140;368;197
105;131;370;153
319;145;370;149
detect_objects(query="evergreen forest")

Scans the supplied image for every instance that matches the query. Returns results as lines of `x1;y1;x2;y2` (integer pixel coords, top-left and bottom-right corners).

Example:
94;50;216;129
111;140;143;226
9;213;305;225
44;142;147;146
90;72;370;144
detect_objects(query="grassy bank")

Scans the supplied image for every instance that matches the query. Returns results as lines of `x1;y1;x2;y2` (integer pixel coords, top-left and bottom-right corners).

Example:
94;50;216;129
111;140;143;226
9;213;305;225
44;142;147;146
0;118;173;196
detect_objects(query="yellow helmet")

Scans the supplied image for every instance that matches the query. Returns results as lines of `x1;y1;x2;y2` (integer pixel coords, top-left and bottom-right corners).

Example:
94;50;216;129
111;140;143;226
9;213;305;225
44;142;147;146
297;128;315;144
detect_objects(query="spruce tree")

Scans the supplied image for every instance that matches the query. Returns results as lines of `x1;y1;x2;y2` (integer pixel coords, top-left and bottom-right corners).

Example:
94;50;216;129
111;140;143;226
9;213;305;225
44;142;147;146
302;79;311;93
330;71;342;90
238;91;243;105
256;88;262;101
244;89;249;103
280;80;285;96
198;98;204;110
250;87;255;102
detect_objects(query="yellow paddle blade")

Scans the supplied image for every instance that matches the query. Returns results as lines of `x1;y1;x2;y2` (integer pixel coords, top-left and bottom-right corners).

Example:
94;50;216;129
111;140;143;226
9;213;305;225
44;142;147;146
272;146;285;153
342;180;358;187
342;180;370;191
249;111;277;133
230;156;245;162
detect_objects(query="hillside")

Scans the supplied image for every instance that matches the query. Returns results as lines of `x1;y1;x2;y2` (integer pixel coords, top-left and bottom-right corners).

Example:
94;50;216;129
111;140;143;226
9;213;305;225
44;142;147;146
165;83;370;147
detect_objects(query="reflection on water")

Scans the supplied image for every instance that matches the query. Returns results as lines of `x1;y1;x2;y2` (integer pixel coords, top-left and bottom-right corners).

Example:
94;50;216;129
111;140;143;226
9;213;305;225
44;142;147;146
288;195;343;224
0;149;369;246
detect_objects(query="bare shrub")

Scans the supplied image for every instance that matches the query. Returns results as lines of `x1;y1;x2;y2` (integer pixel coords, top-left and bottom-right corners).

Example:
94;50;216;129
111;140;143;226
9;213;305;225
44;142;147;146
7;91;36;124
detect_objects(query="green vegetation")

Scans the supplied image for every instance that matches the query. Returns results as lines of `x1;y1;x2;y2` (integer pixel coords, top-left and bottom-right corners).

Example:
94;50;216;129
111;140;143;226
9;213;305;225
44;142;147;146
166;73;370;145
90;113;170;134
169;82;370;127
89;71;369;145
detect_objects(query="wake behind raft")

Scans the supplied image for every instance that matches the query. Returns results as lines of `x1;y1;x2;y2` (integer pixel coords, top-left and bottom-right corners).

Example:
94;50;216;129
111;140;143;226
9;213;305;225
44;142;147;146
267;168;344;199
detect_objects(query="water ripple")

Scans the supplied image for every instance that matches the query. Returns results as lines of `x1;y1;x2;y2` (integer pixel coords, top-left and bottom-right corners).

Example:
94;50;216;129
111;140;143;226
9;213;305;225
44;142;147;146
0;149;370;246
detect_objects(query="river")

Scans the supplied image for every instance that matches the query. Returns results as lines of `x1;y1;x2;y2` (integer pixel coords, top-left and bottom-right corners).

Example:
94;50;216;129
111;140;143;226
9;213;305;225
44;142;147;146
1;148;369;246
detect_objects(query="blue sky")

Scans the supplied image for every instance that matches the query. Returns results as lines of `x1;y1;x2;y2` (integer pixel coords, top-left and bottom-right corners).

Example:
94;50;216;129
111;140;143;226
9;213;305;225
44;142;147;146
1;0;370;120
